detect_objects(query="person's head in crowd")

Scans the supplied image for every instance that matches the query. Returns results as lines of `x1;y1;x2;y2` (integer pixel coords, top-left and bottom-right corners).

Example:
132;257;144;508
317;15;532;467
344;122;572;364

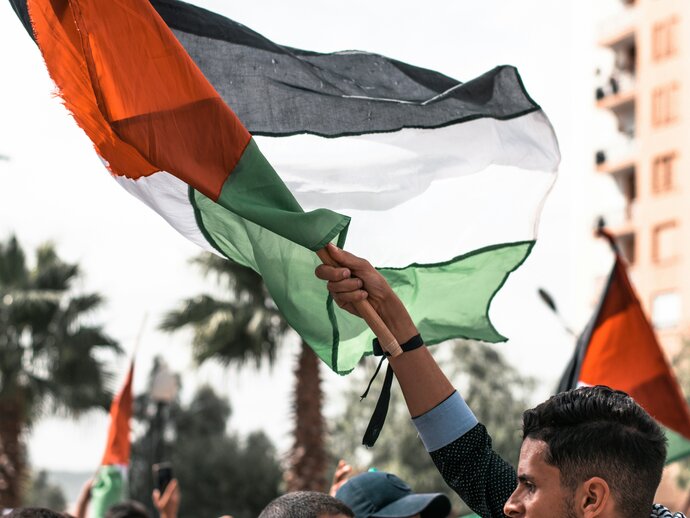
5;509;72;518
504;385;667;518
259;491;354;518
104;501;150;518
335;471;451;518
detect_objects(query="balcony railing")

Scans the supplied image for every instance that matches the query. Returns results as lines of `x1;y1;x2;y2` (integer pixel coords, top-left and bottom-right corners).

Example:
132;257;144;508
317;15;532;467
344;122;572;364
595;138;637;171
600;203;637;229
595;70;635;99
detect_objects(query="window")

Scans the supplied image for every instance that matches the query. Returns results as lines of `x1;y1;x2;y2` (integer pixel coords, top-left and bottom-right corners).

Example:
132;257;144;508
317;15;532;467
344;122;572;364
652;221;679;263
652;16;679;61
652;83;680;126
652;152;676;193
651;291;681;329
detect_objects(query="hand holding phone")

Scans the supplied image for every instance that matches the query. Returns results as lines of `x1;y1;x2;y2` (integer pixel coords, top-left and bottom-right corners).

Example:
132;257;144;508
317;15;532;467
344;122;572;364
152;466;180;518
152;462;173;493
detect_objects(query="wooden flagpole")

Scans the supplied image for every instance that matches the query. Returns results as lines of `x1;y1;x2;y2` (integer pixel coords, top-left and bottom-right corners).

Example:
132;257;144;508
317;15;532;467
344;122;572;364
316;248;402;357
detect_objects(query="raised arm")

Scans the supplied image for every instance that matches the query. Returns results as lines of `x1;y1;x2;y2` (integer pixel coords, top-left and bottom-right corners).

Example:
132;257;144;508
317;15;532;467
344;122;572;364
316;244;516;517
316;243;453;414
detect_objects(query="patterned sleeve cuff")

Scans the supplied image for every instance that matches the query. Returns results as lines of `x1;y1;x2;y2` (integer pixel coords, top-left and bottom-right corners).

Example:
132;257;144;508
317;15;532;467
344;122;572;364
412;391;478;452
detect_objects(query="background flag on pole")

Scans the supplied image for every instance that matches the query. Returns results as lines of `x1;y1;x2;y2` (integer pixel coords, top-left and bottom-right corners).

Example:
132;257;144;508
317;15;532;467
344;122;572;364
10;0;559;373
558;228;690;462
91;362;134;518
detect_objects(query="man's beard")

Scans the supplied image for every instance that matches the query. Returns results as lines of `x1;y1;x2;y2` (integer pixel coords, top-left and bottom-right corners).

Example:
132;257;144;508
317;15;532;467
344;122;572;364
563;493;579;518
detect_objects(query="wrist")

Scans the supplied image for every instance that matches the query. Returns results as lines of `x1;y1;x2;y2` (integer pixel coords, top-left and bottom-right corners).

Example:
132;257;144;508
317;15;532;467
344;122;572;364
376;295;418;343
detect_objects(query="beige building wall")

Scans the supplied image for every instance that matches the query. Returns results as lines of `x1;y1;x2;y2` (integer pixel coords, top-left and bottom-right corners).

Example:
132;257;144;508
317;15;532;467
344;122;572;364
596;0;690;509
597;0;690;353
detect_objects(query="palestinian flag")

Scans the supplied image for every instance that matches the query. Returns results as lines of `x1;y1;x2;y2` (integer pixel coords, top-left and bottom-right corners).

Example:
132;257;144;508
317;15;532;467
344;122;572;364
9;0;559;373
91;362;134;518
558;229;690;461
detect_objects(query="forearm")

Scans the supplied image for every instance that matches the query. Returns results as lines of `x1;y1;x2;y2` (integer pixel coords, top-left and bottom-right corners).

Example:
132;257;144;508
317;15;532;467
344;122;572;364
375;296;454;417
73;481;92;518
389;346;455;417
74;500;89;518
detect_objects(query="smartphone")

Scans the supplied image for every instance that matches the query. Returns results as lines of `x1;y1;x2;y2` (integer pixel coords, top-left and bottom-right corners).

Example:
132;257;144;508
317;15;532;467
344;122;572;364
152;462;173;493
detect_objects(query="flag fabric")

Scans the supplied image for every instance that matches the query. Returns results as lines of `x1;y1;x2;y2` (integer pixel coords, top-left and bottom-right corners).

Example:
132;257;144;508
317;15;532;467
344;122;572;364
558;233;690;455
666;429;690;464
11;0;559;373
91;362;134;517
90;465;127;518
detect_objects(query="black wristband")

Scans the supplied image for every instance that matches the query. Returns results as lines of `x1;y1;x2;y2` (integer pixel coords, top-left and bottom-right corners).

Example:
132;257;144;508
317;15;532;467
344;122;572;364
361;334;425;448
372;333;424;357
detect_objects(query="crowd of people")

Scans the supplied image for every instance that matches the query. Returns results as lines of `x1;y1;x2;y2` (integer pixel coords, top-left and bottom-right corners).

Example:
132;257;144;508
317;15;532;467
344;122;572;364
4;244;685;518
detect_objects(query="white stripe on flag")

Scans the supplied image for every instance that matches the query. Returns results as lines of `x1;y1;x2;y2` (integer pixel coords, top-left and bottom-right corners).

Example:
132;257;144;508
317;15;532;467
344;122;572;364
258;110;559;266
113;171;218;255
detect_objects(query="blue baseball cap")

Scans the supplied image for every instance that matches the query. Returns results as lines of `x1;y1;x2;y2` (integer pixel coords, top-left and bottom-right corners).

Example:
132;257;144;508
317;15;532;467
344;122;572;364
335;472;451;518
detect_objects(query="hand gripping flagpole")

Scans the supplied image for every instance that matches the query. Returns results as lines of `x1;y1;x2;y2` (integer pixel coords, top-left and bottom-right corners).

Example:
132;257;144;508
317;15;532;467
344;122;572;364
316;248;403;358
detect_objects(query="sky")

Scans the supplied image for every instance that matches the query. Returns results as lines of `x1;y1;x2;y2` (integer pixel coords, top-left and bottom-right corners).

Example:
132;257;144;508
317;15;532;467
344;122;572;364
0;0;624;472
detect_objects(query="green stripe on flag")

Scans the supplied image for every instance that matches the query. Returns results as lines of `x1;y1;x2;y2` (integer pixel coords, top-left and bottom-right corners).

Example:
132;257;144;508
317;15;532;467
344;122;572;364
385;241;533;345
666;428;690;465
90;465;127;518
217;139;350;251
192;185;340;367
332;242;534;370
192;169;533;372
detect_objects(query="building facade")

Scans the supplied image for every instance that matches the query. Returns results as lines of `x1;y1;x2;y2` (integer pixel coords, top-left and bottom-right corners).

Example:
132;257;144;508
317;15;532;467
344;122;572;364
596;0;689;353
596;0;690;507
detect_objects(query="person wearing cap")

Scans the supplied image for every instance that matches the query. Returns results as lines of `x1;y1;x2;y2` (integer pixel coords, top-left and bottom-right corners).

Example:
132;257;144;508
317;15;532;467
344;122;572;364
334;470;451;518
315;243;683;518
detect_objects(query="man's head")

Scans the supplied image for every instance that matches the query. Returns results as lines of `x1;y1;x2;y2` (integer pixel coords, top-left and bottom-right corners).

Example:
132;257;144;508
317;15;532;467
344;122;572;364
504;385;666;518
104;501;150;518
5;509;72;518
259;491;354;518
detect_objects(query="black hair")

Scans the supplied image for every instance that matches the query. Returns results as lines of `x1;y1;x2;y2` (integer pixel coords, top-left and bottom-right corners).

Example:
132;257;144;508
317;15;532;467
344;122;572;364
6;509;71;518
523;385;666;518
259;491;354;518
104;501;150;518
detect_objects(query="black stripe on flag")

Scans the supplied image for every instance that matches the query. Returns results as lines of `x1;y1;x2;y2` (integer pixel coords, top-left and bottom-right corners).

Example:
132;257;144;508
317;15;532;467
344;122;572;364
10;0;542;137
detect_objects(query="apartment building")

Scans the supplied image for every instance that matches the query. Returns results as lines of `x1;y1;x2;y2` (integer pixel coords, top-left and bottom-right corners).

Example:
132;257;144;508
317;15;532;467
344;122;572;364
595;0;690;506
596;0;689;353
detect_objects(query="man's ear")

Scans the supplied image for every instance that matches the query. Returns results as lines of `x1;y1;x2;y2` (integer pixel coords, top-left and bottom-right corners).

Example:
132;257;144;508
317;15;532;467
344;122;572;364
578;477;611;518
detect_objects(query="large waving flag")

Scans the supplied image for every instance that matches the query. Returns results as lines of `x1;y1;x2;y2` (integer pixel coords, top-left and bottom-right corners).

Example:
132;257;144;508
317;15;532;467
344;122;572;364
91;362;134;518
558;228;690;459
10;0;559;373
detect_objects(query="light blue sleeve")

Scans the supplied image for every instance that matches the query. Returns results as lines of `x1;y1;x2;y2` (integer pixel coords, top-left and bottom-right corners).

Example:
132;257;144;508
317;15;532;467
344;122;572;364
412;391;478;452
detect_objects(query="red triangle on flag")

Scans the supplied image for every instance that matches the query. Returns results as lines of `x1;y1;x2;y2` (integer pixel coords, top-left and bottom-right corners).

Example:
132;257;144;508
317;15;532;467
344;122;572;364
577;256;690;439
101;362;134;466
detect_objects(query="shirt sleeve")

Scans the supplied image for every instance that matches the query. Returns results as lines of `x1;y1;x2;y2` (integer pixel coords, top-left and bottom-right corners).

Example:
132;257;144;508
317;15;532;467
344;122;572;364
412;392;517;518
412;391;478;452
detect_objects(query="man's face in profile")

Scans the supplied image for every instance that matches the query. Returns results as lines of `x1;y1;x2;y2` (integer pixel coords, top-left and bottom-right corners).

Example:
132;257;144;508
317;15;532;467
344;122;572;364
503;438;577;518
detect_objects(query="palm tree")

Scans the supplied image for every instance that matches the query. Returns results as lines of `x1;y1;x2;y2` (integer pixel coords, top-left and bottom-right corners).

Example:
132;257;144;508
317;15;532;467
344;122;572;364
0;236;120;507
160;253;329;492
